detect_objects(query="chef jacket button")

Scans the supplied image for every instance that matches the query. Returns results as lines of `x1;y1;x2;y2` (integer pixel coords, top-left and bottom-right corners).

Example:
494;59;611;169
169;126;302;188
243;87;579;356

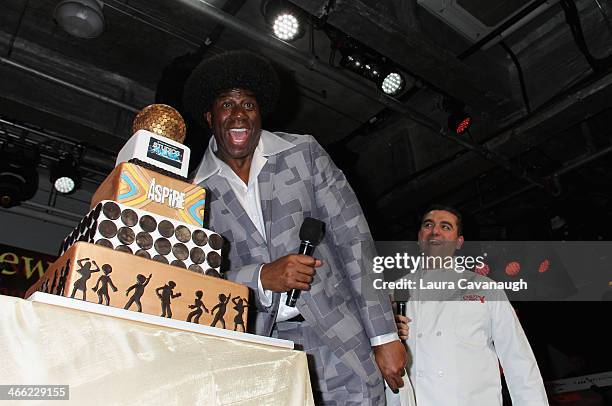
437;370;444;377
436;331;442;336
417;333;423;338
417;371;423;377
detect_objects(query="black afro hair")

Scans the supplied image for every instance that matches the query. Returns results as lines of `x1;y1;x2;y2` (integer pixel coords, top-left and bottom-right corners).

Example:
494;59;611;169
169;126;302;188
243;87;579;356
183;50;280;127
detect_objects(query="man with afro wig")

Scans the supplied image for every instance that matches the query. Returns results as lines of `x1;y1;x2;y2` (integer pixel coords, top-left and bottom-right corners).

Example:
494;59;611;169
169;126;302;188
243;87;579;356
187;50;407;404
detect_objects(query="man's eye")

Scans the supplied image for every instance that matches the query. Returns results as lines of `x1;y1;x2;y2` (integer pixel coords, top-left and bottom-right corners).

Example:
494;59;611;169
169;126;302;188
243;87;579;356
244;102;254;109
222;102;233;108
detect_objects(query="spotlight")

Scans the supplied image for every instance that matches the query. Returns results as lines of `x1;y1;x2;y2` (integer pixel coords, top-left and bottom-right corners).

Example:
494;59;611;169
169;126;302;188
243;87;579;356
443;98;472;135
0;143;39;208
380;72;404;96
340;54;366;74
54;0;105;39
50;156;80;194
262;0;305;42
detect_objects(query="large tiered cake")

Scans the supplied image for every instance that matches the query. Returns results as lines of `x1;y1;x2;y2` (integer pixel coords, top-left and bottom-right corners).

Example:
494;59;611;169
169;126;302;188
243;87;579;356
26;105;249;330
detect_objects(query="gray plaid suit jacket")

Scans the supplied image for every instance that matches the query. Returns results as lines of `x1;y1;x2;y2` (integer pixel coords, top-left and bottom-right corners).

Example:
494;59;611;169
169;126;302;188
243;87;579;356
194;130;397;401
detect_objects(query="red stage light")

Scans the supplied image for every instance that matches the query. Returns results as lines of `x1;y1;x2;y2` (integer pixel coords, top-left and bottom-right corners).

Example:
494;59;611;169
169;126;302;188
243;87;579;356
455;117;471;134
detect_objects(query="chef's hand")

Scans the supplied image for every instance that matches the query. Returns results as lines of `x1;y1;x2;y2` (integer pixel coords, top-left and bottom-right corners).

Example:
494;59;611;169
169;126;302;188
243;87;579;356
373;340;407;392
395;315;411;341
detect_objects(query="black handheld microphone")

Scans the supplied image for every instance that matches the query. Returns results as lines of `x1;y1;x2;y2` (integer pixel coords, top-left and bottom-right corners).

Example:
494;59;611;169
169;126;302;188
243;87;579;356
286;217;325;307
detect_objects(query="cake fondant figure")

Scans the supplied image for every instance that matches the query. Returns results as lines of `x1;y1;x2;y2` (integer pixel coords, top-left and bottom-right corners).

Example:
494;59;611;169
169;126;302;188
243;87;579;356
210;293;231;328
92;264;118;306
232;296;248;332
56;263;70;295
70;258;100;300
155;281;182;318
186;290;209;324
124;273;152;312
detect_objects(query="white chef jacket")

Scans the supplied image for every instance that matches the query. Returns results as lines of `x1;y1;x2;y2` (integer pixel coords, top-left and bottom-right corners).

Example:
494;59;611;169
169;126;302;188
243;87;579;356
403;268;549;406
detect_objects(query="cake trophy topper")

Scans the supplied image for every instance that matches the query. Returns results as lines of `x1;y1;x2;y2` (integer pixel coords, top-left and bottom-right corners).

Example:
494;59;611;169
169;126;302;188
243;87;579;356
132;104;186;144
116;104;191;179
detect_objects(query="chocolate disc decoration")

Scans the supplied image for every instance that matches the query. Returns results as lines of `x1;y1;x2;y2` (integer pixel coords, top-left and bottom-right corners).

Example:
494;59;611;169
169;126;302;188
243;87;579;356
95;239;114;249
188;264;204;274
98;220;118;238
135;249;151;259
154;238;171;255
92;202;102;220
117;227;136;245
152;254;169;264
115;245;133;254
172;243;189;260
136;232;153;250
192;230;208;247
205;269;222;278
171;260;186;269
102;201;121;220
139;215;157;233
89;221;98;240
175;225;191;243
206;251;222;268
189;247;205;264
158;220;175;238
121;208;139;227
208;233;223;250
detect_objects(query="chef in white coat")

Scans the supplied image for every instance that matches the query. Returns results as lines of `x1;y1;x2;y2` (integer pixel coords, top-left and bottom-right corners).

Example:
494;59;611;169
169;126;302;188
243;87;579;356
396;205;549;406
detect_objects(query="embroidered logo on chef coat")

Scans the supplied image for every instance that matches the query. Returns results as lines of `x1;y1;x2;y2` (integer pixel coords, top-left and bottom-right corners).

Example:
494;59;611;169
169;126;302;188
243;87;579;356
462;294;486;303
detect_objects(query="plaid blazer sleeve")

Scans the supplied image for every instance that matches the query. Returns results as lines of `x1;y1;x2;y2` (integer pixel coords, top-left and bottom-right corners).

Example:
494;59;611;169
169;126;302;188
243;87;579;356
308;136;397;339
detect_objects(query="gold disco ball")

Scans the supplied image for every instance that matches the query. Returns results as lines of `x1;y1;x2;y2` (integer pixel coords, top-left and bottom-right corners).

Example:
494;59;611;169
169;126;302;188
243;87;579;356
132;104;186;144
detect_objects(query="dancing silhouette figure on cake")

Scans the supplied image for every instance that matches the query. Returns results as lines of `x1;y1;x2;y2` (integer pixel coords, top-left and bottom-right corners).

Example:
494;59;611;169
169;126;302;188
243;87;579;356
186;290;209;324
231;296;248;332
49;271;58;295
155;281;181;318
92;264;118;306
56;263;70;295
124;273;152;312
70;258;100;300
210;293;231;328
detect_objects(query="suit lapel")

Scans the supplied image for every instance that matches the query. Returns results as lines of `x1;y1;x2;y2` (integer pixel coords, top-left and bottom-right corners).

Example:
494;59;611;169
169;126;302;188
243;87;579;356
259;154;276;248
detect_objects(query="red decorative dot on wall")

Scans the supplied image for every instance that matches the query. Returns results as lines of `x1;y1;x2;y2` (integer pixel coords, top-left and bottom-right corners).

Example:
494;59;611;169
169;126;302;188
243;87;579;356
505;261;521;276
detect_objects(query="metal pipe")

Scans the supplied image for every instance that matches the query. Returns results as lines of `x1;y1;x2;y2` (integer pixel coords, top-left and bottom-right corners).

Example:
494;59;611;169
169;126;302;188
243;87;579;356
0;206;78;228
459;0;553;59
21;201;84;220
0;57;139;113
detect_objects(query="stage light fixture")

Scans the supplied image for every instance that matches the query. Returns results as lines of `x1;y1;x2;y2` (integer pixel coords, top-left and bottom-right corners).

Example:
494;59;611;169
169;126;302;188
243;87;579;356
380;72;404;96
443;98;472;135
50;156;81;194
0;143;39;208
262;0;305;42
53;0;105;39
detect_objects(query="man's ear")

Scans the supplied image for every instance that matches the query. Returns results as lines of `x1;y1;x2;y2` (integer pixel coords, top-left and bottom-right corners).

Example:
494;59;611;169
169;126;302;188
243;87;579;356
456;235;465;250
205;111;212;128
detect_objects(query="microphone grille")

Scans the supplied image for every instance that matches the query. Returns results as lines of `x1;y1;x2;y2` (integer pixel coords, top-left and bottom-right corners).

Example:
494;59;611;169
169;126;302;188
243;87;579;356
299;217;325;244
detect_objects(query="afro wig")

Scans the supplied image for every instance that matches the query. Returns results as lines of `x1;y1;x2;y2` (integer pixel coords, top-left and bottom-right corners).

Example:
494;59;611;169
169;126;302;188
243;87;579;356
183;50;280;128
